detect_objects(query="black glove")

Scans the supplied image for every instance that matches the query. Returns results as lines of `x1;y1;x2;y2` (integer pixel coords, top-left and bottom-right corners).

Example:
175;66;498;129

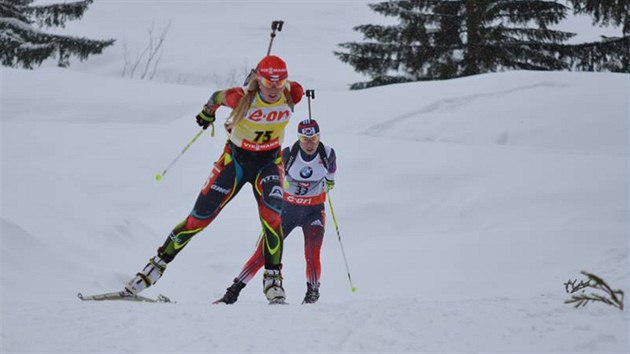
196;106;216;130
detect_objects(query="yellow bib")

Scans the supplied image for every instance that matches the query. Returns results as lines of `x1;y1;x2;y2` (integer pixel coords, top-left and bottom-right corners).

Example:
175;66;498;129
230;93;292;151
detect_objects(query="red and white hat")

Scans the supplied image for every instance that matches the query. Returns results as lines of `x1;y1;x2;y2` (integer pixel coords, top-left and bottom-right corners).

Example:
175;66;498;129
297;119;320;137
257;55;288;82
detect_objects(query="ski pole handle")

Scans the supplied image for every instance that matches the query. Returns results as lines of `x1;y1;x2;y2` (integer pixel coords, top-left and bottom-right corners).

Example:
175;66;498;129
327;192;357;293
155;128;205;181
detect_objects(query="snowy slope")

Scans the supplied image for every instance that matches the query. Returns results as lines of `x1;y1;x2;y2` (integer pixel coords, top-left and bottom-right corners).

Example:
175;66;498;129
2;66;628;353
2;1;629;352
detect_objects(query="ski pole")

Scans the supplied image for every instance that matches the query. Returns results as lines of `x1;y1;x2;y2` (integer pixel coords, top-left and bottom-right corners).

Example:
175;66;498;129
243;20;285;85
155;128;205;181
305;89;315;120
327;192;357;293
266;20;284;56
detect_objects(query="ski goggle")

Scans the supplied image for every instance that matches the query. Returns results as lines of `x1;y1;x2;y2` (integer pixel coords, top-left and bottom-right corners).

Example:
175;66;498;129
258;76;287;89
299;134;320;144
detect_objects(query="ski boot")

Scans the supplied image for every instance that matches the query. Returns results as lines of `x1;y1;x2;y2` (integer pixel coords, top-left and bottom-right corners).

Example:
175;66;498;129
213;278;246;304
124;256;168;295
302;282;320;304
263;269;286;304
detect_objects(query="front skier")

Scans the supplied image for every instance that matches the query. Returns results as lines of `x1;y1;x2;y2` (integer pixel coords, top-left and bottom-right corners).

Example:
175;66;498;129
215;119;337;304
124;55;303;304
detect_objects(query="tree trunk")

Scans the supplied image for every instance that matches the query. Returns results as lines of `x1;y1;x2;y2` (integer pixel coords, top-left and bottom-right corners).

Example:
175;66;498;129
464;0;481;75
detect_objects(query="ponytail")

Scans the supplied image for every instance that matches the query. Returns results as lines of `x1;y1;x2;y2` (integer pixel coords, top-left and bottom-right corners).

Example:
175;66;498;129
229;78;259;127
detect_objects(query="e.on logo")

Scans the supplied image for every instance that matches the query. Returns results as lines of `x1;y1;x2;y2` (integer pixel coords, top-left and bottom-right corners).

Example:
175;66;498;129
285;195;313;205
248;109;290;122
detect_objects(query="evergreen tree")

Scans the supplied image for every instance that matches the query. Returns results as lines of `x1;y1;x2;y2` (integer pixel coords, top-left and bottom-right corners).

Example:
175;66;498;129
0;0;114;69
335;0;576;89
570;0;629;34
563;0;629;72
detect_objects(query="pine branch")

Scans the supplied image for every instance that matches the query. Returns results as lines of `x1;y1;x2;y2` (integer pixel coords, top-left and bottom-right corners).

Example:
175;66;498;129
0;2;31;23
569;0;629;35
566;292;621;309
25;0;93;28
564;271;625;311
1;0;113;68
564;278;592;294
561;35;630;72
582;271;625;310
489;1;569;26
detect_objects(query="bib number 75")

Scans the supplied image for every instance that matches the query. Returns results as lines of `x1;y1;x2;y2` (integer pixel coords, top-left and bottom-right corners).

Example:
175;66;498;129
254;131;272;143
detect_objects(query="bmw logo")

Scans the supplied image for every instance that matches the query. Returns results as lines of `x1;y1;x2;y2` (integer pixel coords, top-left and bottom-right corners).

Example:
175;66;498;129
300;166;313;178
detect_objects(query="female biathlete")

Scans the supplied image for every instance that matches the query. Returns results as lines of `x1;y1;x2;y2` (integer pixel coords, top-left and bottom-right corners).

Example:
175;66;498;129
124;55;303;304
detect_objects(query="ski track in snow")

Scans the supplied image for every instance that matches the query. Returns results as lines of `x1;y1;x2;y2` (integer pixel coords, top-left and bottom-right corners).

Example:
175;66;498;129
2;295;628;353
362;80;568;140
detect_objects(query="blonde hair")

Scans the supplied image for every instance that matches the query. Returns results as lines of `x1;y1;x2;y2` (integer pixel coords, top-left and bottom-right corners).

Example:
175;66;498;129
228;78;295;128
229;78;259;127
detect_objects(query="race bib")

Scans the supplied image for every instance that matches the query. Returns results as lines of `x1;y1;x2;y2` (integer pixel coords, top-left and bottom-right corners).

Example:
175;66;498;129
230;94;292;151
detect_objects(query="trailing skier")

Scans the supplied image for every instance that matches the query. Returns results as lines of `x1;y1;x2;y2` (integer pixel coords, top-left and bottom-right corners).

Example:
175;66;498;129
215;118;337;304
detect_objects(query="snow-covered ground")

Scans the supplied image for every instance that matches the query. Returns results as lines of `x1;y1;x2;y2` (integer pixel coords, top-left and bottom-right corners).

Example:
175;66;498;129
1;1;629;353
